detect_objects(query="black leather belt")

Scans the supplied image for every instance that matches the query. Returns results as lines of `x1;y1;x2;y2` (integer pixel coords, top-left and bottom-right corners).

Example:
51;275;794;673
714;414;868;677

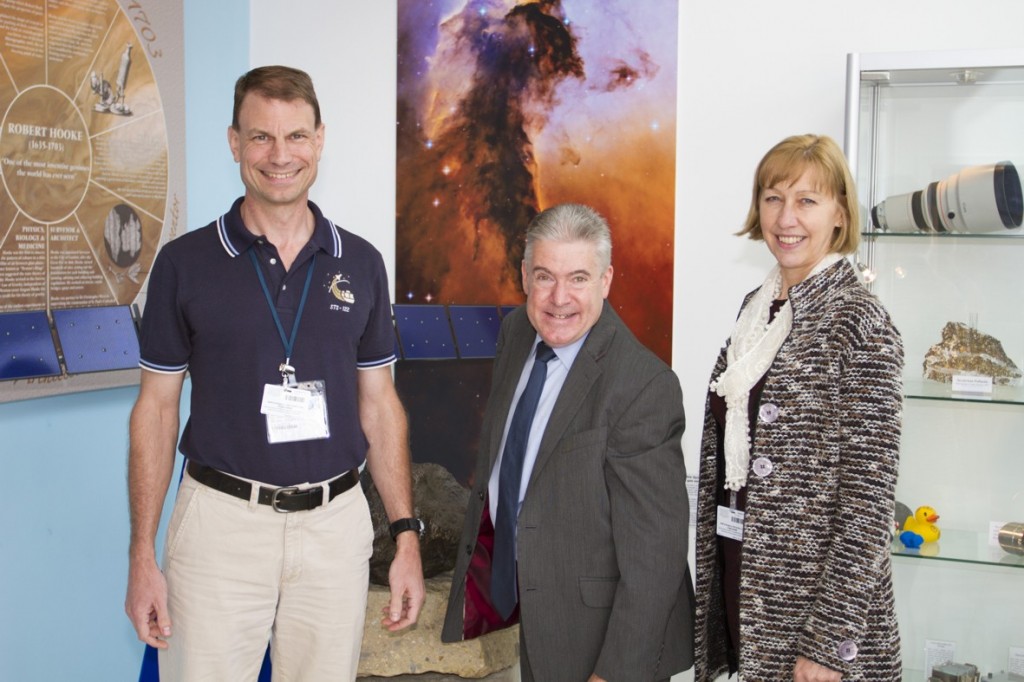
187;461;360;513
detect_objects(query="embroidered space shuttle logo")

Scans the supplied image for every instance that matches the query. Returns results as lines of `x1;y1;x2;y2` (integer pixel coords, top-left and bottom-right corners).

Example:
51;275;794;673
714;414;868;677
326;272;355;308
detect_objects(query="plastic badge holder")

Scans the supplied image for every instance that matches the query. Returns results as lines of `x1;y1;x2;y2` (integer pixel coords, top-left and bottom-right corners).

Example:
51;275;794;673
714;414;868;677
0;310;62;380
52;305;140;374
448;305;502;359
393;304;457;360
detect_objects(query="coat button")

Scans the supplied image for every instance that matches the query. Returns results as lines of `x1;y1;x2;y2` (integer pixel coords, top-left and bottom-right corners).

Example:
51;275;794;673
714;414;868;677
477;491;485;501
759;403;779;423
752;457;773;478
837;639;858;661
464;544;472;556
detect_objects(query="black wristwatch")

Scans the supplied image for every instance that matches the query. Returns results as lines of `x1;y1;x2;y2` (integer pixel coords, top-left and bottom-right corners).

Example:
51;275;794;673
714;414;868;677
389;517;425;541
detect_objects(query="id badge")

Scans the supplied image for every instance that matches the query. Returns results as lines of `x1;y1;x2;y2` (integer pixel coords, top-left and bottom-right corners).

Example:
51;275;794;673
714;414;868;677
716;505;745;541
260;380;330;444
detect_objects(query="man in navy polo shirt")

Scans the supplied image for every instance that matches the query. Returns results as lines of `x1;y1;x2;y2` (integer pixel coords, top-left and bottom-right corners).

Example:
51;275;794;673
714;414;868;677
124;65;425;681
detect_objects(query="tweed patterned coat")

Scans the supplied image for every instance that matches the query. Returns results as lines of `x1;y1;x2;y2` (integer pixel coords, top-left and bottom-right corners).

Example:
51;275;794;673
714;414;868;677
693;259;904;681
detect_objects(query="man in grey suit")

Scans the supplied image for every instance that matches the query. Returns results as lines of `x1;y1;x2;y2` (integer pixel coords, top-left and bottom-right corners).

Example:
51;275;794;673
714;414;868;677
442;203;694;681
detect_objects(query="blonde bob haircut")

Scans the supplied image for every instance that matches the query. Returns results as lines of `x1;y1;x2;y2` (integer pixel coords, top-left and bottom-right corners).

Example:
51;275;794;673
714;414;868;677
738;134;860;255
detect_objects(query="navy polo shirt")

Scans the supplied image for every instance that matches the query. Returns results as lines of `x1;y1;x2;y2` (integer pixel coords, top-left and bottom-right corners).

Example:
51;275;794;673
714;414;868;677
139;198;397;485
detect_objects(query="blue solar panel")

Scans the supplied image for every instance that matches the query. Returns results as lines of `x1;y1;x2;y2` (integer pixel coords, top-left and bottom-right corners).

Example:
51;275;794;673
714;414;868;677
393;304;457;360
448;305;501;358
0;310;62;381
53;305;140;374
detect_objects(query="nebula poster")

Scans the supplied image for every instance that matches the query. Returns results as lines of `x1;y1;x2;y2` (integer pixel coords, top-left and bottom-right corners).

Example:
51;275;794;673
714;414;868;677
396;0;678;363
395;0;678;482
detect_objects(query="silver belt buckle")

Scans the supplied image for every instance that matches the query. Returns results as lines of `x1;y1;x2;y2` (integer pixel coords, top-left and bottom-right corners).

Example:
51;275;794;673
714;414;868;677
271;486;300;513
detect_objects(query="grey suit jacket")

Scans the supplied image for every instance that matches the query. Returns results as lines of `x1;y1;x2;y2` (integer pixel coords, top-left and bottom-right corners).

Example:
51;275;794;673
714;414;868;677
442;302;694;682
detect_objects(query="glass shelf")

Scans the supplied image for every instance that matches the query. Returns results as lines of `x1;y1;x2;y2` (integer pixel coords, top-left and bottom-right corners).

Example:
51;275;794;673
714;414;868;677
871;62;1024;88
903;379;1024;406
862;230;1024;240
891;528;1024;568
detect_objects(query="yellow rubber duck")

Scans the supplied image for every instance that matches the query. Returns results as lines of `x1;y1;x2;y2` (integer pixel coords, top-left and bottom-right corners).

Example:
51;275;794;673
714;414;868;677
903;505;941;544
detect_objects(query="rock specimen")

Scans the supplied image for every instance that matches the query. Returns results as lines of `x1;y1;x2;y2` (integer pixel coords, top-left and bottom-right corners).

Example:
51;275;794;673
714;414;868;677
923;321;1022;386
363;461;470;585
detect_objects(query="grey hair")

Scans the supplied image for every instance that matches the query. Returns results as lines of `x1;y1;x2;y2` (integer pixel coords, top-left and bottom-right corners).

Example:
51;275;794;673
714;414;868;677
523;203;612;271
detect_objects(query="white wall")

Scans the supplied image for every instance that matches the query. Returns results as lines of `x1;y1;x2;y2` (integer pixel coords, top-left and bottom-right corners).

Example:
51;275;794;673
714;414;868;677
249;1;399;280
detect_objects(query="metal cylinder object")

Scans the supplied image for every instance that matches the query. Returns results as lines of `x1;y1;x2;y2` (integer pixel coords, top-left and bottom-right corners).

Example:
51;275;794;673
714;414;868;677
997;521;1024;556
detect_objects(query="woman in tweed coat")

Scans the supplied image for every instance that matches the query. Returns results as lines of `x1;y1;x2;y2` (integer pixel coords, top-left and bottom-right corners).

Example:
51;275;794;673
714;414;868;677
694;135;903;681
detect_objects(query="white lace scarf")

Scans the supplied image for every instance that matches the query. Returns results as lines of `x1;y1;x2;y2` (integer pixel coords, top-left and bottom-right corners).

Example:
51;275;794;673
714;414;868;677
710;253;843;491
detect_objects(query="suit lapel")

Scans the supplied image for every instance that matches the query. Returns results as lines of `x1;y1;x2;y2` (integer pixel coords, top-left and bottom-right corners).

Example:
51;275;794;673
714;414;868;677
527;303;617;487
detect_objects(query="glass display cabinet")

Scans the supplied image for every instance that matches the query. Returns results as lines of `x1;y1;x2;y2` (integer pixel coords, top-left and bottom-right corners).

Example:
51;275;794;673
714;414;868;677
844;49;1024;680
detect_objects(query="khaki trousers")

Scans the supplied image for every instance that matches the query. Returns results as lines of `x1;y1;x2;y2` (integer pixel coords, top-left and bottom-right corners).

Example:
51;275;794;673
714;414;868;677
158;468;373;681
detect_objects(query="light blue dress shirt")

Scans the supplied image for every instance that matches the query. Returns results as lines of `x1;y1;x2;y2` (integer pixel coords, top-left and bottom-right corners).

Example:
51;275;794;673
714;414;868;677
487;334;586;527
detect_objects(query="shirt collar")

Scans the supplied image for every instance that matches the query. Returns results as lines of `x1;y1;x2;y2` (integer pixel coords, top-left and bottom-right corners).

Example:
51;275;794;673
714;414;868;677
535;333;587;370
216;197;343;258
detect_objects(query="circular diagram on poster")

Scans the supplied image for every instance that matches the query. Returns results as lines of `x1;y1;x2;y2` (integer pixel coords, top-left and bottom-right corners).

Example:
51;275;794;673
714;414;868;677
0;0;168;313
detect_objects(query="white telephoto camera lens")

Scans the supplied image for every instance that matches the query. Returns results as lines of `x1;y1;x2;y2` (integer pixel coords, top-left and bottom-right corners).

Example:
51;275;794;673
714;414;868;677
872;161;1023;234
936;161;1023;233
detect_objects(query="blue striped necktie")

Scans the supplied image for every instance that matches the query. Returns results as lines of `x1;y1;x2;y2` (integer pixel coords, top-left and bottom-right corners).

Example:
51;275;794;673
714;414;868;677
491;341;556;619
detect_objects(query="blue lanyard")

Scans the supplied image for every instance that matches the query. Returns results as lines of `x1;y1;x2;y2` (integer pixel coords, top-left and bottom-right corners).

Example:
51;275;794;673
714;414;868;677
249;249;317;369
